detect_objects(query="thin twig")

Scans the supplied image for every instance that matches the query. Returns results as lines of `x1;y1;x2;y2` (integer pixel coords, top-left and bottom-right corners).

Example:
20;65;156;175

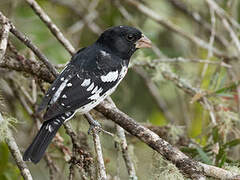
5;133;33;180
1;53;55;83
24;0;75;55
0;14;10;62
116;125;137;179
85;113;107;180
70;0;101;35
44;154;60;180
108;98;137;179
49;0;102;35
207;1;216;58
63;122;94;179
222;18;240;53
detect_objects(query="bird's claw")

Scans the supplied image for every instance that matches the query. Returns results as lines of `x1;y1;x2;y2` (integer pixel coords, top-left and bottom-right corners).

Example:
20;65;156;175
88;120;101;135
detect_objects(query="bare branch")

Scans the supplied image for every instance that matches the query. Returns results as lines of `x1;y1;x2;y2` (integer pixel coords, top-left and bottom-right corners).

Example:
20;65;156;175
49;0;102;35
108;98;137;179
0;15;10;62
96;99;240;179
24;0;76;55
200;163;240;180
1;53;55;83
85;113;107;180
116;125;137;179
222;18;240;53
0;11;58;77
96;100;206;179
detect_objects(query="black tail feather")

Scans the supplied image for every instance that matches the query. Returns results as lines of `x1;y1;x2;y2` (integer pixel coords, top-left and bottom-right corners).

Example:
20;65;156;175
23;118;63;164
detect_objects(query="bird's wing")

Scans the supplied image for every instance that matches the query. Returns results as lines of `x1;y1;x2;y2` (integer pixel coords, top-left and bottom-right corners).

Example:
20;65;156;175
42;48;123;120
37;47;87;113
37;64;77;113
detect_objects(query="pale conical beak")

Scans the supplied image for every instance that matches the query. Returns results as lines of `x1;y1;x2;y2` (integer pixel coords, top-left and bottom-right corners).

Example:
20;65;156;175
135;34;152;48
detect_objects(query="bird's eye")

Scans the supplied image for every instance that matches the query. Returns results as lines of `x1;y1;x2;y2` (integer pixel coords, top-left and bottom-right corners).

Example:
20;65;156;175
126;34;135;41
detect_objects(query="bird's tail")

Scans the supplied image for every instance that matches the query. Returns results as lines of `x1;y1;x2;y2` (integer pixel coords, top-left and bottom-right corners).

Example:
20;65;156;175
23;111;75;163
23;118;63;164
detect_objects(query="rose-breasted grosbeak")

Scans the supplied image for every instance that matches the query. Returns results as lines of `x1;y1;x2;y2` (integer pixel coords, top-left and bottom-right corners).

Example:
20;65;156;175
23;25;152;163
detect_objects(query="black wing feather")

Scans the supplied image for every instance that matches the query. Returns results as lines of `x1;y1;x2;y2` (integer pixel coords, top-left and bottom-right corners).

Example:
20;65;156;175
37;58;84;113
41;45;122;120
44;71;119;120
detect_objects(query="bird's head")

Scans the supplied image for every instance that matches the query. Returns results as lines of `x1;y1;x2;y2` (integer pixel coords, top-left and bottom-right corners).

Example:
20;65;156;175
96;26;152;59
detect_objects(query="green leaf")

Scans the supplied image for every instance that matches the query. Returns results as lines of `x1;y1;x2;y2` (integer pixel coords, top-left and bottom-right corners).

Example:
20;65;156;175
219;152;227;168
223;139;240;148
196;147;212;165
215;82;239;94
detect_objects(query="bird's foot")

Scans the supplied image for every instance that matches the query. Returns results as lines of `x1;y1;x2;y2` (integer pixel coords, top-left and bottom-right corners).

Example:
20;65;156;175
85;113;102;134
88;119;101;134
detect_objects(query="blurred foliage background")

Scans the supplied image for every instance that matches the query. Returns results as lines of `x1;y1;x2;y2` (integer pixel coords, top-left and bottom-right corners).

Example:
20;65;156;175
1;0;240;179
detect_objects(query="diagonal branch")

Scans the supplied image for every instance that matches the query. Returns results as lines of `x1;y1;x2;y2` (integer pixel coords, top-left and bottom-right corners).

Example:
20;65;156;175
96;99;240;179
24;0;76;55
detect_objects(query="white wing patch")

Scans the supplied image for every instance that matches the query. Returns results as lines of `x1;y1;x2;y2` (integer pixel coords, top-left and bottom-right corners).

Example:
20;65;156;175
78;65;128;114
88;93;100;100
50;78;69;104
100;70;118;82
100;50;111;58
87;82;94;91
81;79;91;87
88;87;103;100
67;83;72;87
45;124;53;132
91;86;98;94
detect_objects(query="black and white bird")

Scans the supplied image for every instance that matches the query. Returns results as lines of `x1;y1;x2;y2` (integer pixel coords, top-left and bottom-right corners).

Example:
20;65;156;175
23;25;152;163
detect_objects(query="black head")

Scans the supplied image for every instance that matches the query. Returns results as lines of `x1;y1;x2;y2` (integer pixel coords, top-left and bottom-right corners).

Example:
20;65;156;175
96;26;151;59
